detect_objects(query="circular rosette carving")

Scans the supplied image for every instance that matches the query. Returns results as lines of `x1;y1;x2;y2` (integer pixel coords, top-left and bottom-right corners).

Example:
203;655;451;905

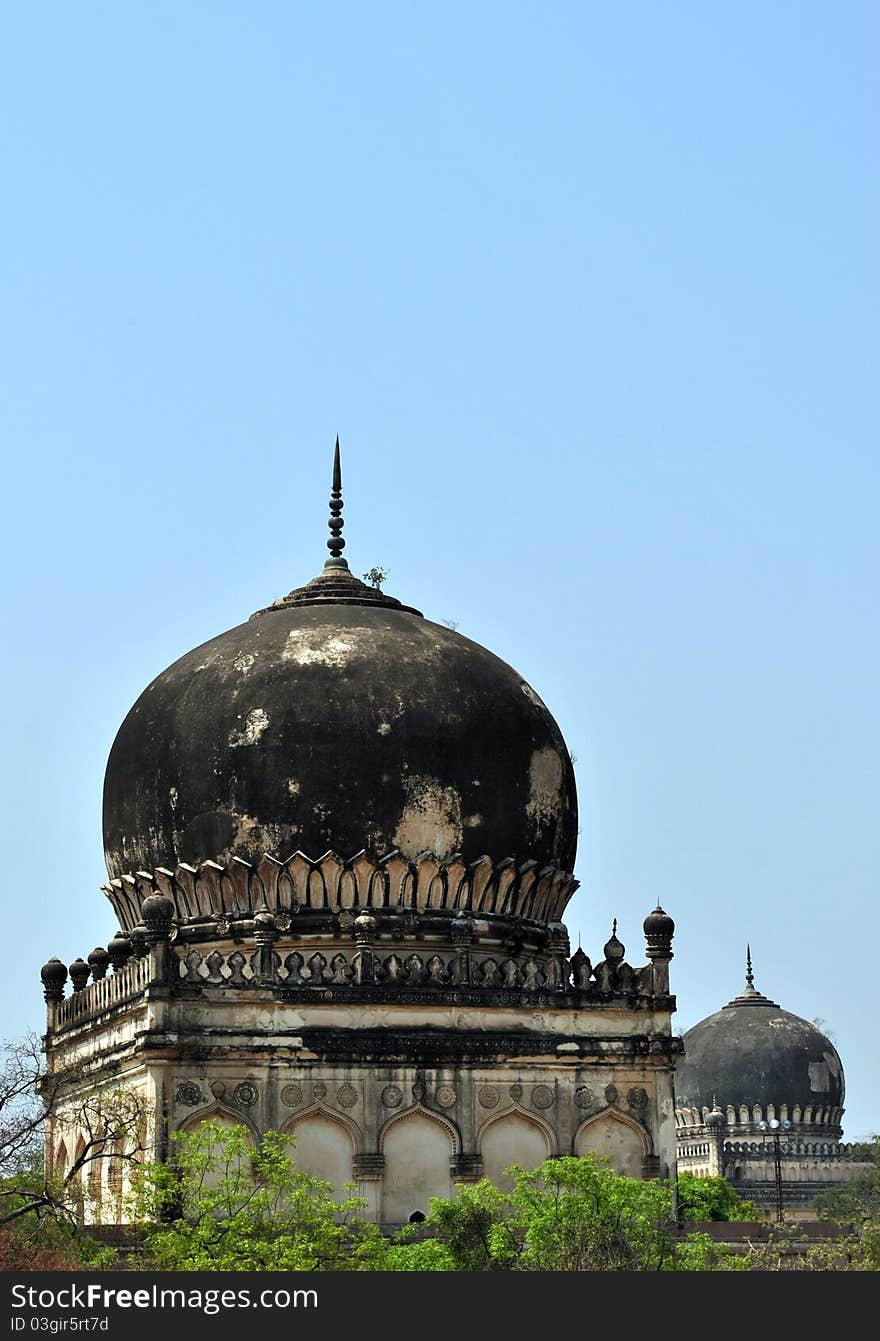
175;1081;205;1108
337;1083;358;1109
574;1085;594;1109
381;1085;403;1109
478;1085;500;1109
434;1084;456;1109
234;1081;259;1107
281;1083;303;1108
530;1085;554;1110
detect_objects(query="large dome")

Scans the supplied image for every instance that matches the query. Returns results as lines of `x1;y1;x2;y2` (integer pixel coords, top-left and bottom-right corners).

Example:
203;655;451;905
675;971;844;1118
103;563;578;882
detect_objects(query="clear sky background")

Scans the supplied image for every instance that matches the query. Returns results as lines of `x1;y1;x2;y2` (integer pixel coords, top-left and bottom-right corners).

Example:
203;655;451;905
1;3;877;1140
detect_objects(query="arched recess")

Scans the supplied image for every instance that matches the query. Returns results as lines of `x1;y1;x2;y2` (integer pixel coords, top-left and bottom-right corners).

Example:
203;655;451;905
282;1106;357;1199
478;1110;553;1190
176;1102;260;1141
379;1107;458;1224
54;1139;68;1179
177;1105;258;1194
574;1109;650;1178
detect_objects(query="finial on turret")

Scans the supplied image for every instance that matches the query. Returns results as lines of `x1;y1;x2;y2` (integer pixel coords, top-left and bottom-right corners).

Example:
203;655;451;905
325;435;349;571
746;943;754;989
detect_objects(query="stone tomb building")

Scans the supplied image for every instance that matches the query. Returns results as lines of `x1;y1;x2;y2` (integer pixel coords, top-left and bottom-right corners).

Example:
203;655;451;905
40;446;679;1225
675;952;867;1219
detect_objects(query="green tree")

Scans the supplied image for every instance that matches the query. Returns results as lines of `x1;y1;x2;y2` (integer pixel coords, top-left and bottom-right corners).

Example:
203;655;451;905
129;1121;388;1271
388;1179;516;1271
804;1135;880;1270
676;1172;758;1221
813;1136;880;1225
390;1156;744;1272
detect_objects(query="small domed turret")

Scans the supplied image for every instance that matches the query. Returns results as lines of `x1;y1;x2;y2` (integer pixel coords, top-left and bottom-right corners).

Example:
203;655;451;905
41;957;68;1002
87;947;110;980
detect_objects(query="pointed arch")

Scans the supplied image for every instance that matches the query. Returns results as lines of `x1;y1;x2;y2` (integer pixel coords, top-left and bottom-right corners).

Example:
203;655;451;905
281;1104;358;1198
280;1101;362;1147
475;1103;557;1153
378;1103;461;1155
173;1105;259;1195
574;1107;651;1178
477;1107;555;1189
176;1101;261;1143
379;1106;459;1224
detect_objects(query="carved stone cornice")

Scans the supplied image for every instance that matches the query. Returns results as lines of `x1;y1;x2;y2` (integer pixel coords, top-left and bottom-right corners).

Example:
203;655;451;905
292;1029;684;1063
103;849;579;932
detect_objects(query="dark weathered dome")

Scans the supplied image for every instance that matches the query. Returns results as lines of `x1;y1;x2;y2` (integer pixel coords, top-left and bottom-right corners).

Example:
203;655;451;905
676;972;844;1117
102;565;578;881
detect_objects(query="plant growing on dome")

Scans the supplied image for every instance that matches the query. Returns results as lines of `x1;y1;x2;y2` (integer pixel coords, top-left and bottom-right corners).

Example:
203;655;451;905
362;566;388;590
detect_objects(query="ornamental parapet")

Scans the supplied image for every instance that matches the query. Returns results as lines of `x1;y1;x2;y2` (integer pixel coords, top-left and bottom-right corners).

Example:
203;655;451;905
42;899;676;1036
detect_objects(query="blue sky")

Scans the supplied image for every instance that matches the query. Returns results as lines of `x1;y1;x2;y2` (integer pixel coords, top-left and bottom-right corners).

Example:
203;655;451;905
1;3;877;1139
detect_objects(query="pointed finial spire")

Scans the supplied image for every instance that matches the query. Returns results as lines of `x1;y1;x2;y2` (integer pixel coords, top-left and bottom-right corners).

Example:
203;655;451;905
325;435;349;570
612;917;617;937
746;943;754;989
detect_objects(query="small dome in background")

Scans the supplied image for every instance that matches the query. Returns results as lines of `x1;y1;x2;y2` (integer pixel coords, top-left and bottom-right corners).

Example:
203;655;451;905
676;948;845;1126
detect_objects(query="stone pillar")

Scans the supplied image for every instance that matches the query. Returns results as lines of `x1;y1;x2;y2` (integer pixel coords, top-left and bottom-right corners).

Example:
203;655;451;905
141;894;176;983
706;1104;726;1177
642;906;675;995
253;908;278;982
353;913;378;984
40;957;68;1030
353;1154;385;1220
452;1153;483;1184
546;922;570;991
451;912;474;986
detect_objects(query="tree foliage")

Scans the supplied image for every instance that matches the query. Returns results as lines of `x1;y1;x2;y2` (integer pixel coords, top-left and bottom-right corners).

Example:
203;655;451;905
130;1134;745;1273
676;1172;758;1221
129;1122;387;1271
389;1156;743;1272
